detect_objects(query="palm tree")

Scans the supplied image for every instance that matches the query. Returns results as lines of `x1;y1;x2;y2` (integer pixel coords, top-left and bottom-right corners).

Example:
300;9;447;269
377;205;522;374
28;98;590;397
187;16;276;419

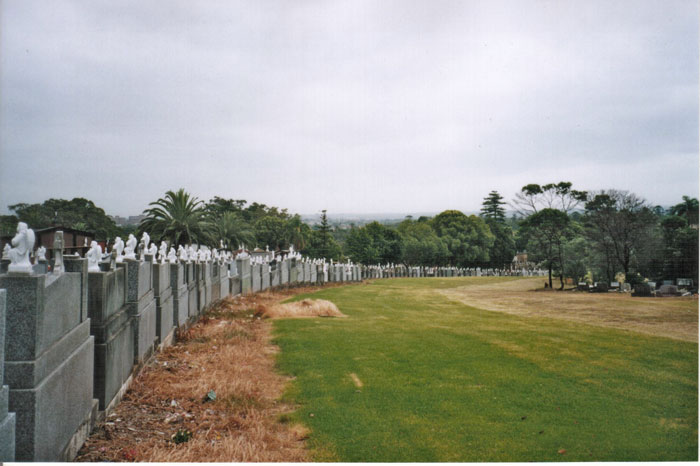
286;215;311;251
216;212;255;250
139;189;213;246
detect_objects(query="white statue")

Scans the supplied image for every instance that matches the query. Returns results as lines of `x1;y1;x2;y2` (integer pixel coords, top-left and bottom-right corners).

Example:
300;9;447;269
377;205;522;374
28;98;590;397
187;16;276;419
187;246;196;263
112;236;125;263
177;245;186;262
35;246;47;262
168;247;178;263
197;250;206;262
124;234;137;259
2;243;11;260
141;232;150;251
8;222;35;274
87;241;102;272
139;232;151;260
158;242;168;264
148;243;158;259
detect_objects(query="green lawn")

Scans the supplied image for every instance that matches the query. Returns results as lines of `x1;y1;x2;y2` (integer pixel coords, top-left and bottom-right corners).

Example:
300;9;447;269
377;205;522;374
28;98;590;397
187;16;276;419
272;277;698;462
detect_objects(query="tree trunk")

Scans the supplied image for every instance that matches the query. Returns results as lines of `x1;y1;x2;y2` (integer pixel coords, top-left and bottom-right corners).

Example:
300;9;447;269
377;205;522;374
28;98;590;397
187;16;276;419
548;263;553;288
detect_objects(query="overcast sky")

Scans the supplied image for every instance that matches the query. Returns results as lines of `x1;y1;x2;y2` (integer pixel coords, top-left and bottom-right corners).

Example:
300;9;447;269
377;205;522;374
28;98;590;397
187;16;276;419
1;0;697;217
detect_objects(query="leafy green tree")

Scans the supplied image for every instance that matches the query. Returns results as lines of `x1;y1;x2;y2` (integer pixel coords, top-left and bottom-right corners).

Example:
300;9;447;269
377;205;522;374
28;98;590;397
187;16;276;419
254;216;288;250
397;218;448;266
0;215;19;236
520;208;574;289
305;210;342;260
480;191;507;222
430;210;494;266
512;182;587;215
345;227;378;264
659;213;699;281
9;197;121;240
484;219;516;268
140;189;213;246
285;215;311;251
669;196;699;226
584;190;657;278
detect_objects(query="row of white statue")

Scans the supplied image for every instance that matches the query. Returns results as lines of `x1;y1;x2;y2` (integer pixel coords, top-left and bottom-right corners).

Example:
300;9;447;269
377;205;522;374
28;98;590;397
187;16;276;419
1;223;351;275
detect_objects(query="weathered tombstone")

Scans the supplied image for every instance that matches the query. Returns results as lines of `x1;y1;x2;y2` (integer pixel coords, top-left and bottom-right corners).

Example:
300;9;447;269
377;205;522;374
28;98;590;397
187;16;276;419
210;262;221;302
251;262;262;292
620;282;632;292
237;257;252;295
289;258;298;284
219;262;230;297
119;258;156;365
280;259;289;286
202;261;212;309
270;263;280;288
87;265;135;412
658;284;680;296
170;262;189;327
0;290;16;462
0;270;96;461
152;260;174;348
262;263;271;290
186;262;197;319
632;283;653;297
593;282;609;293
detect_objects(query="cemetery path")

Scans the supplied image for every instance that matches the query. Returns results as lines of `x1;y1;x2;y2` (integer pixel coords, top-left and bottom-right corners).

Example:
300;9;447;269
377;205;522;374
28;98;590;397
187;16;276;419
75;286;341;462
440;277;698;342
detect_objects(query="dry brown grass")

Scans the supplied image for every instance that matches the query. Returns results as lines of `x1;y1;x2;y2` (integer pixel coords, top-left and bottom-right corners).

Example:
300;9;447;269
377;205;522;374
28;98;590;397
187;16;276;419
441;278;698;342
261;299;346;319
76;286;341;463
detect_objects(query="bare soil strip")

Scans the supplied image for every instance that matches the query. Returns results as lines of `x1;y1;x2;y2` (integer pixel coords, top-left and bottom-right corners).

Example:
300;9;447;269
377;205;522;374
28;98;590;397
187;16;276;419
440;278;698;342
75;285;344;462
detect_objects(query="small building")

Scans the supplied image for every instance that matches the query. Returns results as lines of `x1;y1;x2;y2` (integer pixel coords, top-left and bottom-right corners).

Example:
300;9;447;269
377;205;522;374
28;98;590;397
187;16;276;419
1;226;96;261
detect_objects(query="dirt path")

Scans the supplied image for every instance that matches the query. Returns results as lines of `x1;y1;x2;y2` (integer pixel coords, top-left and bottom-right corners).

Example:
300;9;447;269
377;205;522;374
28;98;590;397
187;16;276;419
440;278;698;342
76;286;336;462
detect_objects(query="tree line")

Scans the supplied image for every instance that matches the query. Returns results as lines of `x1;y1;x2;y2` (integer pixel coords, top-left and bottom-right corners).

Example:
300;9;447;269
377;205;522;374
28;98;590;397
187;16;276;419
2;185;696;286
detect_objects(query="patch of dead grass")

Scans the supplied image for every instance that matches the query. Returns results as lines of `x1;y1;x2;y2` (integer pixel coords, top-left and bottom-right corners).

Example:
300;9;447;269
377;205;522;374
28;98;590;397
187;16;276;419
76;286;342;463
441;278;698;342
262;299;346;319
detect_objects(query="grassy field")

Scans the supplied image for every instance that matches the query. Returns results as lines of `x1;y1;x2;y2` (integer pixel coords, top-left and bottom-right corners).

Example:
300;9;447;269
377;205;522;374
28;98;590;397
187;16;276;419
272;277;698;462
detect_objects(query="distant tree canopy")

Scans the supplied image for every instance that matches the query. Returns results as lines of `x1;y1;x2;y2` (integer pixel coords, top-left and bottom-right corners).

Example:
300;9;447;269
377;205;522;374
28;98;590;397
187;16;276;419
5;188;697;286
430;210;494;267
6;198;121;240
344;222;402;265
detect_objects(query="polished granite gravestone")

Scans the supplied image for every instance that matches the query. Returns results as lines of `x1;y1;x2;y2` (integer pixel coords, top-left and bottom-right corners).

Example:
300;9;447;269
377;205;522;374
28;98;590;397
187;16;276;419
87;266;135;412
0;271;96;461
0;290;16;462
289;259;298;284
304;263;312;283
211;263;221;302
185;263;198;320
202;261;212;310
280;259;289;286
270;263;280;288
237;257;252;295
251;263;262;292
261;263;270;290
119;259;156;365
32;260;48;275
218;263;230;298
152;261;174;348
170;263;189;327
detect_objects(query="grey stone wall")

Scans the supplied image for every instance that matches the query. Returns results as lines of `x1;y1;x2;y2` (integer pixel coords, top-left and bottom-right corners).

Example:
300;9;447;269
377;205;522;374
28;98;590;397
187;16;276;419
0;272;96;461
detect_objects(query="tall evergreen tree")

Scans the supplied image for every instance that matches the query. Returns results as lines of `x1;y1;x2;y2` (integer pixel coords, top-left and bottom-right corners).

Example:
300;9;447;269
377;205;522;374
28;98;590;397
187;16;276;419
480;191;507;222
